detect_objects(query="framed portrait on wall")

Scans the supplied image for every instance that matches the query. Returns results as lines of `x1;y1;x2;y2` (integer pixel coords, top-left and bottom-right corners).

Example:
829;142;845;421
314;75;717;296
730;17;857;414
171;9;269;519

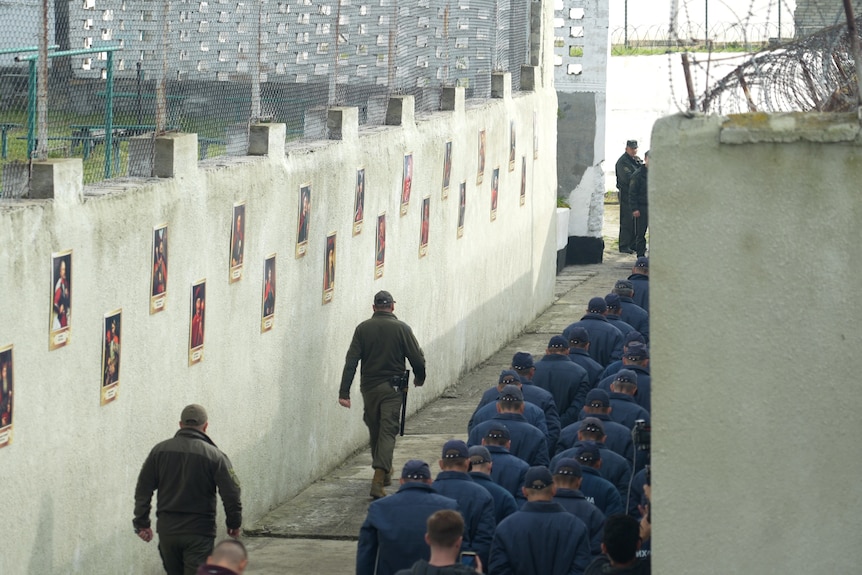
419;196;430;258
520;156;527;206
442;141;452;199
150;224;168;314
401;153;413;216
49;250;72;351
229;202;246;283
296;184;311;258
261;254;276;333
101;309;122;406
189;280;206;365
375;213;386;279
323;233;336;304
0;345;14;448
490;167;500;221
457;182;466;238
509;121;516;172
477;130;486;185
353;168;365;235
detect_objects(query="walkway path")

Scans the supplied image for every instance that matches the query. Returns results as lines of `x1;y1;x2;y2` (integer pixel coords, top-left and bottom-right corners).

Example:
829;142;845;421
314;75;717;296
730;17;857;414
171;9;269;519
243;206;636;573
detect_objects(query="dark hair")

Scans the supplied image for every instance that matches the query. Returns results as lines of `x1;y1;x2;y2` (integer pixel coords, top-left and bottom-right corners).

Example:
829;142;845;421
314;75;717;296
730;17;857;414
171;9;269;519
603;514;640;563
427;510;464;547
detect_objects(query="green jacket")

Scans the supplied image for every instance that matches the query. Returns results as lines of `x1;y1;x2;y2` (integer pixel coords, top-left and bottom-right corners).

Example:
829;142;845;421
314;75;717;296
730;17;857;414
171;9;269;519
339;310;426;398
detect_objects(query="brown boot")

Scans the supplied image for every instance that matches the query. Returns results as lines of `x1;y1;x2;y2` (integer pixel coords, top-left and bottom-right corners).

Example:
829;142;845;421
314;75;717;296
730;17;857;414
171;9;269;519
370;468;386;499
383;470;392;487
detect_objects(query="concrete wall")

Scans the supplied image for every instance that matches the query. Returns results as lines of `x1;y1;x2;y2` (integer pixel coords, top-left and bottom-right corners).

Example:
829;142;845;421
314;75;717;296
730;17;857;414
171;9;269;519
0;50;558;575
651;112;862;573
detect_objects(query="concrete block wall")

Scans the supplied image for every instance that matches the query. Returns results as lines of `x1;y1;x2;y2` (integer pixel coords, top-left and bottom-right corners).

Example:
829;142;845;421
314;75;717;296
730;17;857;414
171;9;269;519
651;112;862;573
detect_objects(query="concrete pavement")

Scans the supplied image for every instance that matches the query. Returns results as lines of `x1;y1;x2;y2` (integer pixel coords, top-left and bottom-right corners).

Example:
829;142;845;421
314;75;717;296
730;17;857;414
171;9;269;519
242;204;638;574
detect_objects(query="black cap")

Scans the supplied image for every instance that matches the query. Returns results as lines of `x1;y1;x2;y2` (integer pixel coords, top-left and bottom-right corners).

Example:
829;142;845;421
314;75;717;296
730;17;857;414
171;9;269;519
553;458;582;477
524;466;554;489
485;425;510;441
374;290;395;305
626;140;638;148
401;459;432;480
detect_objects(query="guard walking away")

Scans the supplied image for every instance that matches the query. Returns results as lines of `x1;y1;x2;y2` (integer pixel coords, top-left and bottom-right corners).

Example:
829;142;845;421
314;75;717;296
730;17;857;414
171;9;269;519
628;151;649;258
133;404;242;575
614;140;643;255
339;290;427;499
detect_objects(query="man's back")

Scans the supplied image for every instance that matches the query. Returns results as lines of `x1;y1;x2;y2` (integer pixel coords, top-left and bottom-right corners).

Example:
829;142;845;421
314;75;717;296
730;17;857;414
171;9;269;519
564;315;624;367
532;355;591;428
468;415;549;467
468;401;549;445
433;471;496;567
357;482;459;575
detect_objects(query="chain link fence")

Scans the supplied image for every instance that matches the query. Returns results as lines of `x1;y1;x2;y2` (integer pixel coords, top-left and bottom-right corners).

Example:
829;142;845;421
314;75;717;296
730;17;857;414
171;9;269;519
0;0;531;196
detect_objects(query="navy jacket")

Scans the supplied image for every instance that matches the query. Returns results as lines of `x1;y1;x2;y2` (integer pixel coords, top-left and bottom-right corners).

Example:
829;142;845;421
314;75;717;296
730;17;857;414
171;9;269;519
489;501;592;575
552;488;606;556
563;315;624;367
596;364;651;413
579;467;624;517
357;482;459;575
618;296;649;342
532;354;591;428
486;445;529;506
551;442;632;503
468;401;549;447
606;315;636;339
432;471;496;568
627;273;649;312
599;360;622;382
627;466;649;517
567;348;605;387
469;471;517;524
567;413;636;470
472;383;561;449
468;414;549;467
608;393;650;430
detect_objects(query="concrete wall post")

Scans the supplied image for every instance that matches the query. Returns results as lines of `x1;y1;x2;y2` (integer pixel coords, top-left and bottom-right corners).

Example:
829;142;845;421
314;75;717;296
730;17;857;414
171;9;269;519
249;123;287;156
29;159;84;204
385;95;415;126
154;133;198;179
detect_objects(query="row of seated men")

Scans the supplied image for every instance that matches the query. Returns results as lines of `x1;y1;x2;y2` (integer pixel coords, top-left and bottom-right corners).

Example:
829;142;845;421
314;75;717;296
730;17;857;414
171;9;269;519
357;259;652;575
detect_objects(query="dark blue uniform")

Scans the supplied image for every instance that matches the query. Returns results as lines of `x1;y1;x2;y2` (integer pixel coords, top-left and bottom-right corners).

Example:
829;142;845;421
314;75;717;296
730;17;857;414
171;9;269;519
551;442;632;503
579;467;623;517
627;466;649;517
468;414;549;467
472;383;561;449
596;365;652;412
627;273;649;312
486;445;529;506
552;488;606;556
469;471;518;524
563;314;624;367
568;413;636;470
432;471;496;568
489;501;592;575
568;348;604;387
606;314;636;339
608;392;650;430
598;360;622;382
618;296;649;341
357;482;459;575
468;401;549;447
532;354;591;428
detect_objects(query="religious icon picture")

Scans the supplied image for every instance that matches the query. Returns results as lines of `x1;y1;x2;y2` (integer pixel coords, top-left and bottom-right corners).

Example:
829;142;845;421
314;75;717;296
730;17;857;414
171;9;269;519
150;224;168;314
509;121;516;172
442;141;452;199
375;213;386;279
477;130;486;185
229;202;246;283
261;254;276;333
520;156;527;206
189;280;206;365
50;250;72;351
533;111;538;160
296;184;311;258
0;345;14;448
353;168;365;235
457;182;466;238
323;232;336;304
401;153;413;216
101;309;122;406
419;196;430;258
490;167;500;221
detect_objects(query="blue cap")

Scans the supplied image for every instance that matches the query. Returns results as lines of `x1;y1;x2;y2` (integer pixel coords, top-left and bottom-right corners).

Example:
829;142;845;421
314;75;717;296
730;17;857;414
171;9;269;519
625;331;646;345
524;466;554;489
499;384;524;402
553;458;582;477
615;369;638;385
401;459;432;480
576;442;602;464
605;293;622;310
548;335;569;349
586;389;610;407
511;352;534;370
635;257;649;268
498;370;520;385
567;327;589;344
579;417;605;435
485;425;510;441
468;446;492;465
625;342;649;360
588;297;607;313
442;439;469;459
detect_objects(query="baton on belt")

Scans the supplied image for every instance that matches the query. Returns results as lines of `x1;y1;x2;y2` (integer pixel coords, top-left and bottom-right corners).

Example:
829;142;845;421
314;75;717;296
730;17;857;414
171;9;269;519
393;370;410;436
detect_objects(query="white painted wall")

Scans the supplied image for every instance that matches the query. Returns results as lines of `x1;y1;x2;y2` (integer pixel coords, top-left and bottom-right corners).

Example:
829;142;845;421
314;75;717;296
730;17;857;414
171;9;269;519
651;112;862;573
0;79;558;575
